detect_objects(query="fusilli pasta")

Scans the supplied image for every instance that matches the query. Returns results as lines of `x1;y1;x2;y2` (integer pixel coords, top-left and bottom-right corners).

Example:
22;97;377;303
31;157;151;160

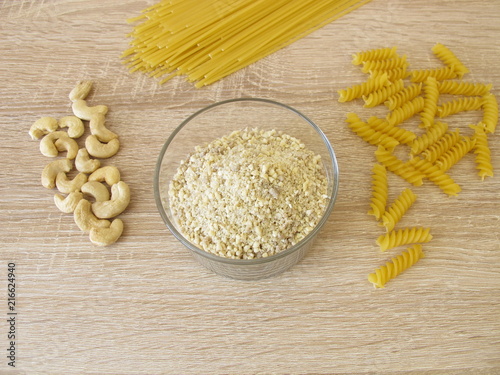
386;95;425;126
420;76;439;128
352;46;398;65
363;79;404;108
338;72;390;102
385;82;422;111
376;227;432;252
410;121;449;155
471;125;494;180
375;146;424;186
367;116;417;145
346;113;399;151
420;129;462;163
362;55;408;74
381;188;417;232
368;244;425;288
409;157;462;196
410;65;457;83
437;96;484;118
432;43;470;78
435;136;476;172
437;80;492;96
367;163;388;221
480;93;498;134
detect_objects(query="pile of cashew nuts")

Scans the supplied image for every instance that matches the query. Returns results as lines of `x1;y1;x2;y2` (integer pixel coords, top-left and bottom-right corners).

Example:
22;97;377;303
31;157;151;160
29;81;130;246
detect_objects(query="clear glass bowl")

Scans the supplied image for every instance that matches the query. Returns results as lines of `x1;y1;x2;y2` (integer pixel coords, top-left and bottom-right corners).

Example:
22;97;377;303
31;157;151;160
154;98;339;280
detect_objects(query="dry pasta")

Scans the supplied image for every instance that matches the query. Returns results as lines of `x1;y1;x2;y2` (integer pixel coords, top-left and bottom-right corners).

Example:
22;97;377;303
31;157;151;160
352;46;398;65
437;96;484;118
410;65;457;83
437;80;493;96
420;76;439;128
410;121;449;155
362;79;404;108
386;95;425;126
471;125;494;180
420;129;462;163
381;188;417;232
338;72;390;102
367;116;416;145
375;146;424;187
367;163;388;221
480;93;499;134
346;113;399;151
409;157;462;196
435;136;476;172
368;244;425;288
385;82;422;111
361;55;408;74
376;227;432;252
124;0;373;87
432;43;470;78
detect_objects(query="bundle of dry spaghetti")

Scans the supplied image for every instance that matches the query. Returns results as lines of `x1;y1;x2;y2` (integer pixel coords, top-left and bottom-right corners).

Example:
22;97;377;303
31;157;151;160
122;0;371;87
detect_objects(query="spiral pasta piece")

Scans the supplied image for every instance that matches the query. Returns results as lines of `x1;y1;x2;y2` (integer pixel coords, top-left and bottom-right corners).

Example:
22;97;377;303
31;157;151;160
367;163;388;221
346;113;399;151
432;43;470;78
437;96;484;118
338;72;390;102
435;136;476;172
375;146;424;186
437;80;493;96
376;227;432;252
470;125;494;180
385;82;422;111
363;79;404;108
381;188;417;232
420;129;462;163
362;55;408;74
410;121;449;155
352;46;398;65
368;244;425;288
383;66;410;82
409;157;461;196
410;65;457;83
420;76;439;128
386;95;425;126
480;93;498;134
367;116;416;145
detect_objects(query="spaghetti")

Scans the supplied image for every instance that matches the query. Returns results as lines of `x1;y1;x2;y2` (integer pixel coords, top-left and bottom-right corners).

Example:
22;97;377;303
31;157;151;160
123;0;372;87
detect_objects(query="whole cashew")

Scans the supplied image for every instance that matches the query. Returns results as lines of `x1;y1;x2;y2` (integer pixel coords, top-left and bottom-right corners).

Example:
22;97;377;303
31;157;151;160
54;191;84;213
69;81;93;102
40;131;75;157
81;181;110;202
58;116;85;139
29;117;59;140
55;171;88;194
72;101;108;121
41;159;73;189
89;218;124;246
92;181;130;219
73;199;110;233
75;148;101;173
55;137;79;159
88;166;120;186
89;113;118;143
85;135;120;159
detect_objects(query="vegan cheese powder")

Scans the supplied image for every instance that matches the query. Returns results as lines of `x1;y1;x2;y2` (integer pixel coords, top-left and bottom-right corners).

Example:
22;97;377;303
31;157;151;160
168;128;329;259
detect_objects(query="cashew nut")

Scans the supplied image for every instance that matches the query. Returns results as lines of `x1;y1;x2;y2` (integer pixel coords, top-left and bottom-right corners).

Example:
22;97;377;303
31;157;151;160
40;131;75;157
92;181;130;219
89;218;124;246
29;117;59;140
41;158;73;189
73;199;110;233
85;135;120;159
54;191;84;213
58;116;85;139
69;81;93;102
75;148;101;173
81;181;110;202
55;137;79;159
55;171;88;194
89;113;118;142
88;166;121;186
72;100;108;121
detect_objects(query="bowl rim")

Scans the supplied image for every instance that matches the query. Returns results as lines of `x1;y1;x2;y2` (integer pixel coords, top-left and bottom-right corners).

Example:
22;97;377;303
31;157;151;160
153;97;339;265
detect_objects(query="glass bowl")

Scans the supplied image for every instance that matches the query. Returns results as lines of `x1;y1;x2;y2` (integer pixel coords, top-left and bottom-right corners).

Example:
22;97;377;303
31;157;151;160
154;98;339;280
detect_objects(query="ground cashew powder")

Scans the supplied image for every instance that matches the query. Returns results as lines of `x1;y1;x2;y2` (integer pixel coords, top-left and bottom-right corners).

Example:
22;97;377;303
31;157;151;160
168;128;329;259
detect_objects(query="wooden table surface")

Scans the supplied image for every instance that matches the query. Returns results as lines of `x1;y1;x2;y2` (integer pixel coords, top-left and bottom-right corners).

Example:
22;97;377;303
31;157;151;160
1;1;499;374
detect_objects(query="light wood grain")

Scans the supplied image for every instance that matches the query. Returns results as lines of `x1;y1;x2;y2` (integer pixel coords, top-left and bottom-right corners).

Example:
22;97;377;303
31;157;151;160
1;0;499;374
